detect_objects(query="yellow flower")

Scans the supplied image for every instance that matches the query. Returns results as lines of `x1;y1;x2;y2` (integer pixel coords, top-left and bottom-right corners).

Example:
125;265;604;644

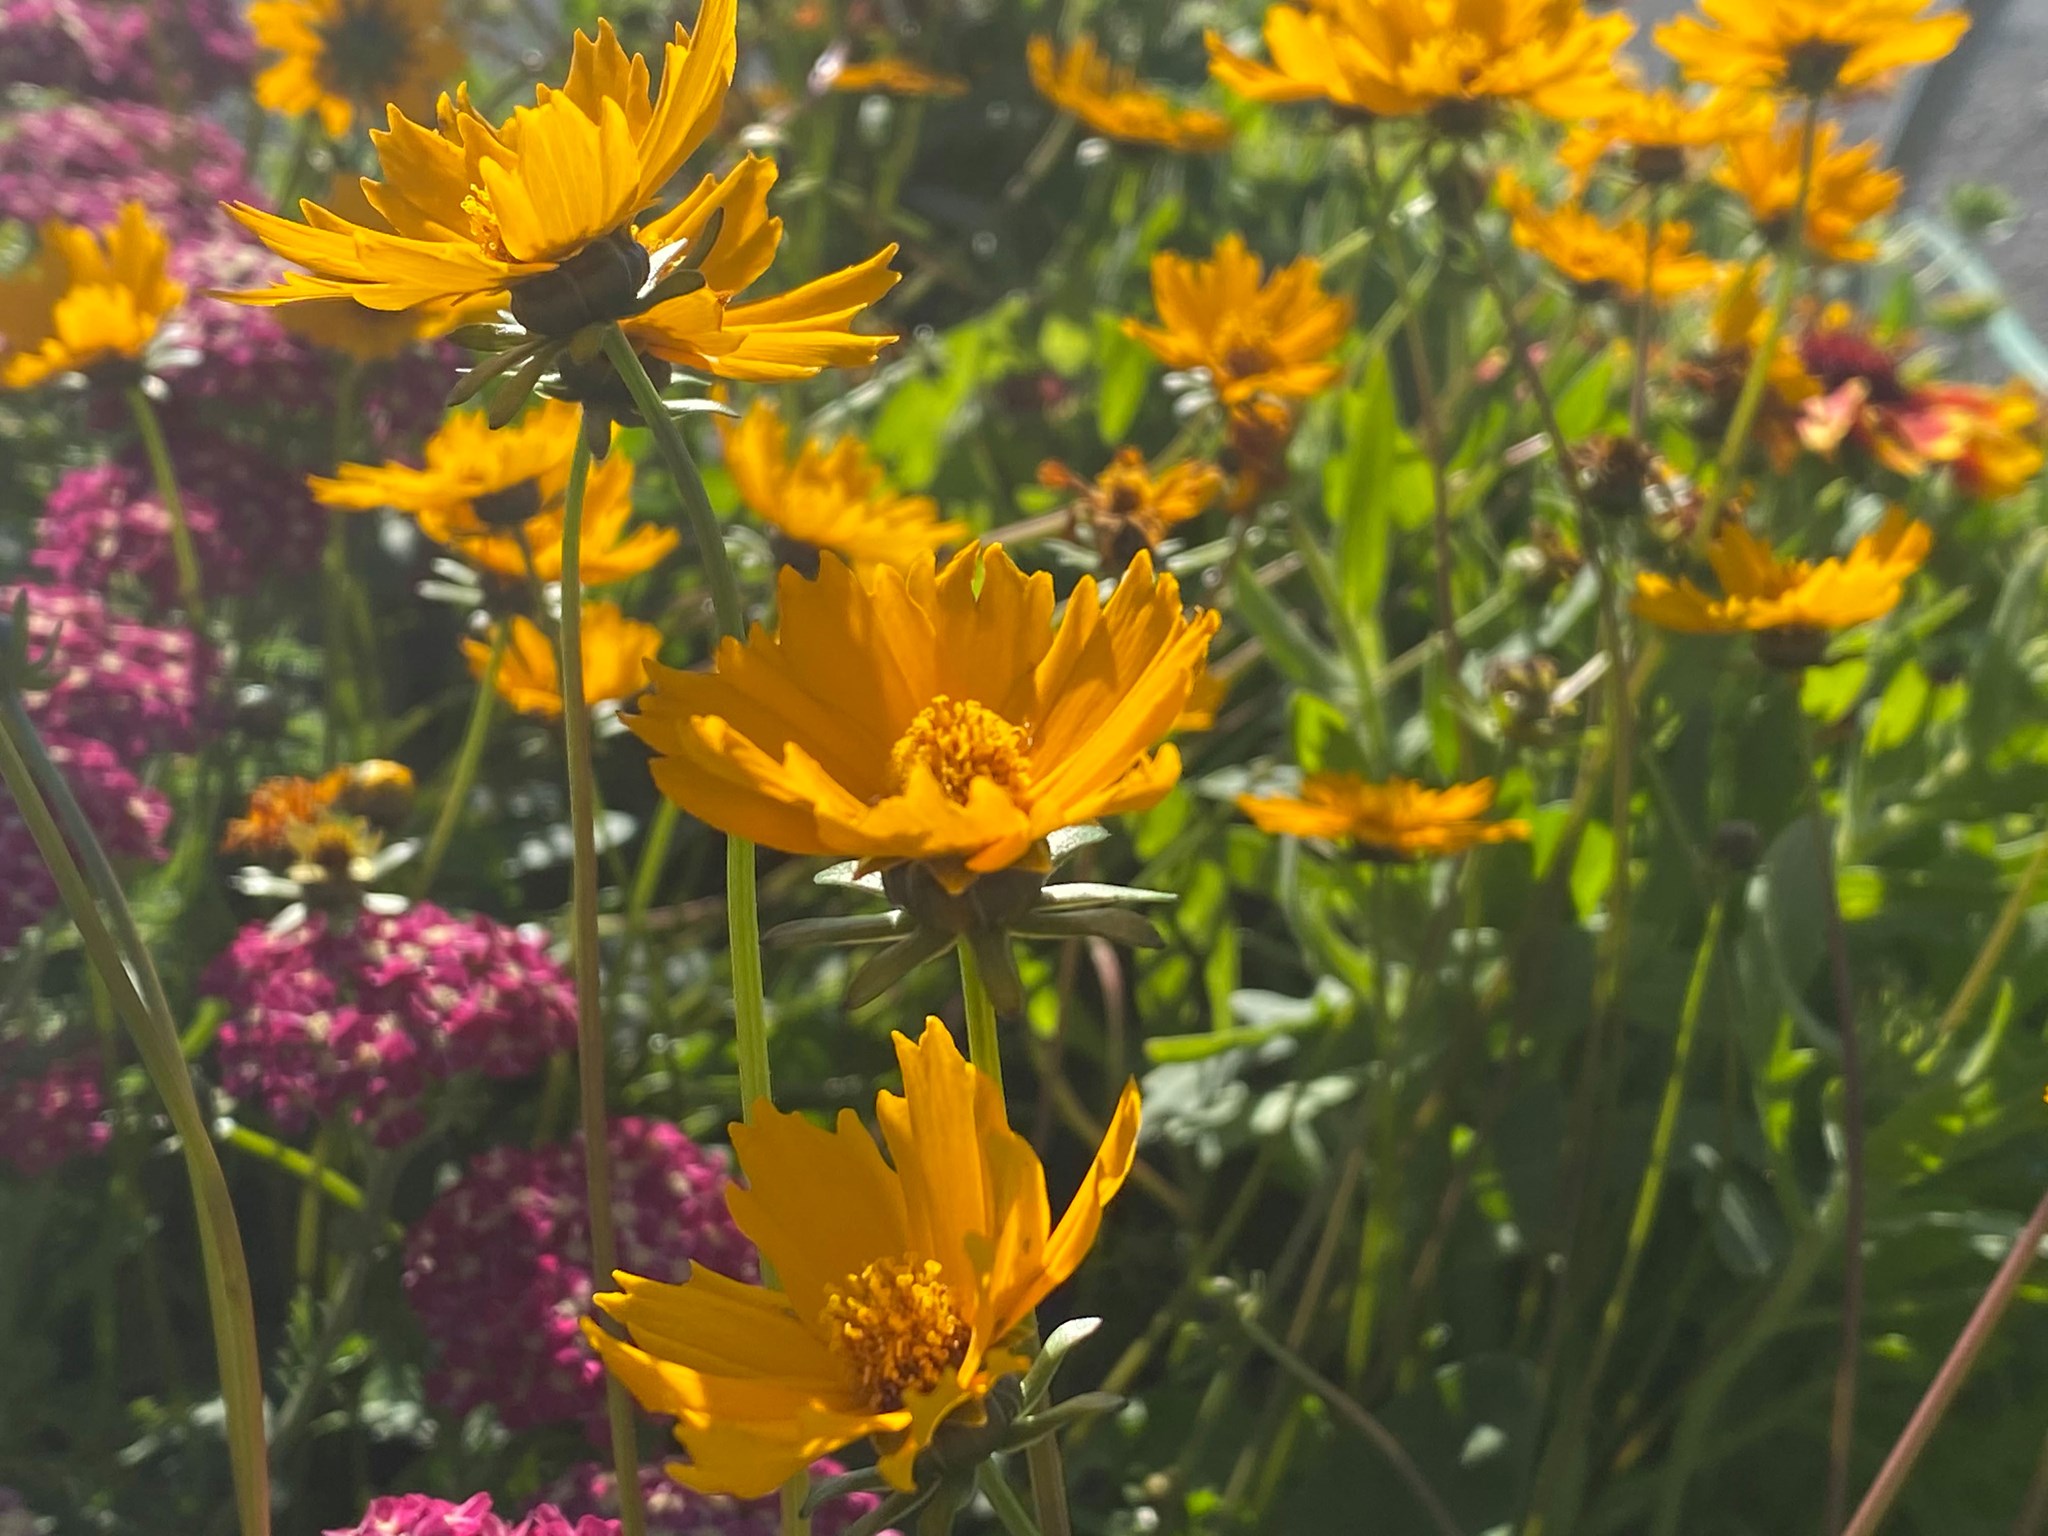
1656;0;1968;96
1038;448;1225;558
823;58;970;96
1237;775;1531;858
0;203;183;388
1716;118;1901;262
1028;36;1232;152
249;0;460;137
1631;509;1932;663
463;604;664;717
720;398;965;569
1558;83;1769;185
223;760;415;860
273;176;477;360
1207;0;1632;130
1496;172;1724;302
1123;234;1350;408
585;1017;1141;1496
626;544;1219;890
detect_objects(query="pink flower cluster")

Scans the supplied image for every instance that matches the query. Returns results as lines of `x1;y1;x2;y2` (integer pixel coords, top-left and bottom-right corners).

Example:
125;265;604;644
5;585;215;760
403;1120;758;1433
207;904;578;1147
0;732;173;950
324;1493;608;1536
0;1047;113;1178
547;1461;886;1536
0;103;255;243
0;0;252;101
35;433;324;606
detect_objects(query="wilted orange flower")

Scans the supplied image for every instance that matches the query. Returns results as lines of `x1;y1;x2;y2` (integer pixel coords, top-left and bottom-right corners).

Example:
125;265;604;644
1497;173;1723;302
1207;0;1631;130
822;57;969;96
587;1018;1139;1495
1632;508;1932;664
222;761;416;859
720;399;964;569
1238;775;1531;858
465;605;664;717
626;545;1218;891
1123;234;1350;407
249;0;459;136
1028;36;1232;152
1558;83;1768;185
1038;448;1225;560
1657;0;1968;96
0;203;182;388
1716;118;1900;261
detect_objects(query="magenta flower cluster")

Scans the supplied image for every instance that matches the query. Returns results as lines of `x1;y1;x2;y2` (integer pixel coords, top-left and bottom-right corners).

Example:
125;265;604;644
0;0;252;101
403;1120;758;1433
5;585;215;760
547;1461;886;1536
0;1047;113;1178
323;1493;609;1536
0;103;256;243
206;904;577;1147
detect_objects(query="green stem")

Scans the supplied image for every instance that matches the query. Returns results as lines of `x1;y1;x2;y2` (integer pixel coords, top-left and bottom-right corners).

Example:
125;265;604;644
728;835;772;1119
556;423;648;1536
125;385;205;623
414;626;507;897
977;1461;1047;1536
221;1122;391;1227
1284;502;1388;773
1697;98;1821;545
1630;195;1660;442
1935;825;2048;1038
0;692;268;1536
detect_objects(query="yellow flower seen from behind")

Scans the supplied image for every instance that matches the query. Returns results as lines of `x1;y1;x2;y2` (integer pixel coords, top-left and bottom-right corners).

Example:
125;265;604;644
823;58;970;96
464;604;664;717
1238;775;1531;858
626;544;1219;889
1123;234;1350;408
1657;0;1968;96
720;398;965;569
0;203;183;389
1558;83;1769;185
1029;36;1232;152
1497;173;1724;303
249;0;460;137
1716;118;1901;263
585;1017;1141;1495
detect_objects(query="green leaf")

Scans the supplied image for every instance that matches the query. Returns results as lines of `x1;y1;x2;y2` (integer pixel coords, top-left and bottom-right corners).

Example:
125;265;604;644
1552;349;1617;440
1094;311;1155;445
1232;560;1342;693
1038;313;1092;378
1800;659;1868;724
1866;659;1931;756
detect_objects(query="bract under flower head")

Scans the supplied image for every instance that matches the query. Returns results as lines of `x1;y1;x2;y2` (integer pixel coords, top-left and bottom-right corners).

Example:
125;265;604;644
586;1017;1141;1495
625;544;1218;891
720;398;965;570
0;202;182;388
1716;117;1900;262
1238;774;1531;858
1206;0;1633;129
1123;234;1349;408
1028;36;1232;152
1496;172;1724;303
250;0;461;137
1656;0;1968;96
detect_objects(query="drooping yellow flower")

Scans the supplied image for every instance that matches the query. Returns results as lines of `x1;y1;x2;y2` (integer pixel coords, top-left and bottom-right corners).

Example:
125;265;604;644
1558;83;1769;185
1123;234;1350;408
311;400;676;583
464;605;664;717
1715;118;1901;262
1207;0;1632;130
1038;448;1225;558
1028;36;1232;152
586;1017;1141;1496
0;203;183;388
1657;0;1968;96
626;544;1219;890
1496;173;1724;302
1237;775;1531;858
249;0;460;137
823;58;970;96
1631;509;1932;664
719;398;965;569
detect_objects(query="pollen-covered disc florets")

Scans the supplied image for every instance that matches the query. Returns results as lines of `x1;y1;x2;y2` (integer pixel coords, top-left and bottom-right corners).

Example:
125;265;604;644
822;1254;972;1411
888;696;1033;804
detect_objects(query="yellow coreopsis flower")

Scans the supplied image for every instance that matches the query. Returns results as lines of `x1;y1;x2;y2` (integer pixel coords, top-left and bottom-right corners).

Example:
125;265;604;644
1028;36;1232;152
1497;173;1724;302
1123;234;1350;408
1238;775;1531;858
823;58;970;96
719;398;965;569
1558;83;1769;185
1038;448;1226;558
1631;508;1932;666
626;544;1218;890
1716;118;1901;262
0;203;183;389
464;604;664;716
249;0;461;137
1206;0;1632;131
1657;0;1968;96
585;1017;1141;1496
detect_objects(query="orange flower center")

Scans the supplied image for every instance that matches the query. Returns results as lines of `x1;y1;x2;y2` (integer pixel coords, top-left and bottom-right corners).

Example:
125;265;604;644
463;184;512;262
820;1254;970;1410
887;695;1032;805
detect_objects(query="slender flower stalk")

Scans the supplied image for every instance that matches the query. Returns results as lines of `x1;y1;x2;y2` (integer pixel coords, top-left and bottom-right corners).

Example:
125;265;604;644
1698;98;1821;545
555;425;647;1536
1630;198;1660;441
0;687;268;1536
1935;826;2048;1038
413;626;508;897
126;385;205;621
